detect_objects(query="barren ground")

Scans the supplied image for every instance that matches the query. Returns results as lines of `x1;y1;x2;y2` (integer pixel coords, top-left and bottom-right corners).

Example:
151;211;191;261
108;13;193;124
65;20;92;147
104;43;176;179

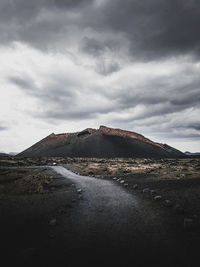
0;156;200;266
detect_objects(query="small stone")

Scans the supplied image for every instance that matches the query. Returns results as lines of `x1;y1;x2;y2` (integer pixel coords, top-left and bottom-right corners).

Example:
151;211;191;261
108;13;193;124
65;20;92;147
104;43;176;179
49;218;57;226
154;195;162;201
77;189;82;193
113;177;117;180
133;184;138;189
184;218;194;230
52;162;57;166
164;199;173;207
142;188;150;194
124;183;128;187
120;180;125;184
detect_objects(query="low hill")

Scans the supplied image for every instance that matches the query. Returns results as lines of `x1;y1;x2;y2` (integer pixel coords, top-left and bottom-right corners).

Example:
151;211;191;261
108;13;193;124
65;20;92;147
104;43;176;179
17;126;184;158
0;152;9;157
185;151;200;156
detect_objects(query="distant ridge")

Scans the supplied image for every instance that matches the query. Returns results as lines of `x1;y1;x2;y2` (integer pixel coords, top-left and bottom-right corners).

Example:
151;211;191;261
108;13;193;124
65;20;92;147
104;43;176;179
0;152;18;157
0;152;9;157
18;125;184;158
185;151;200;156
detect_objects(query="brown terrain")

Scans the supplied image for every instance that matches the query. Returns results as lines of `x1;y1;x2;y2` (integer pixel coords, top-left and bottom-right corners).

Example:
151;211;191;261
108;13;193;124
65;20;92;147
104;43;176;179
0;155;200;266
72;157;200;219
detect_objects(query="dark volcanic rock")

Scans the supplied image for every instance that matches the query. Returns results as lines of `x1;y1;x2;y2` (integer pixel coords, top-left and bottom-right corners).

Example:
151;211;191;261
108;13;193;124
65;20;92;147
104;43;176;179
17;126;184;158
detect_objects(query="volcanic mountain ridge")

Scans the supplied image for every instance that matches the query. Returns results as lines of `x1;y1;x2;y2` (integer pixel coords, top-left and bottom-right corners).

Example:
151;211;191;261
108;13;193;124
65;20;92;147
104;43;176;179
18;126;184;158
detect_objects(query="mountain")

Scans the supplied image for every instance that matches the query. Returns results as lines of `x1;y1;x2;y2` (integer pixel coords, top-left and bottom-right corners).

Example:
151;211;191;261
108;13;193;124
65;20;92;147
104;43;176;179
0;152;18;157
8;152;18;156
185;151;200;156
17;126;184;158
0;152;8;157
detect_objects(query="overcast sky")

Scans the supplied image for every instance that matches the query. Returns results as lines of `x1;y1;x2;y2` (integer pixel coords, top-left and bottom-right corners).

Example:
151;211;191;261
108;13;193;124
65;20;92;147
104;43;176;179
0;0;200;153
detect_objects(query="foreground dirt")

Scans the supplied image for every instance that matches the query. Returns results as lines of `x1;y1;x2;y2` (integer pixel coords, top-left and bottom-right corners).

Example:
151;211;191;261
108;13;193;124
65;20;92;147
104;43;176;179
0;156;200;266
0;166;79;266
71;157;200;222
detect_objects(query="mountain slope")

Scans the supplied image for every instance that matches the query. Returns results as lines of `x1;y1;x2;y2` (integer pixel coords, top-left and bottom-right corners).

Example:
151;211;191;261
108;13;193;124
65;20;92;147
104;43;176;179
17;126;184;158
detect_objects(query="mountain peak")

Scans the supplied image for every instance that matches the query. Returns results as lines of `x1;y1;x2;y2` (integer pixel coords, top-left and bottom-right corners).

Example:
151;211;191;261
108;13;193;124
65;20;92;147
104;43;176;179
17;125;184;158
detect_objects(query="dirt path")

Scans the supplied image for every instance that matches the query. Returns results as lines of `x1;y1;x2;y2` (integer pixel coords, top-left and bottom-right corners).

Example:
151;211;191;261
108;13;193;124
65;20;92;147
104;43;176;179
52;166;140;243
50;166;188;267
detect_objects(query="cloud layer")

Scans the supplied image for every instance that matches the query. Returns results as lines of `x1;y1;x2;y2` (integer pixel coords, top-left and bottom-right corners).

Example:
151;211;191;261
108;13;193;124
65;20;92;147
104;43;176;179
0;0;200;152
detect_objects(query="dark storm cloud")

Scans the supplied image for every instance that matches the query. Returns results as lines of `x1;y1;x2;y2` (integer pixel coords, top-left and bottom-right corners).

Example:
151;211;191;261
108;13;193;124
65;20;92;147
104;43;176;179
95;60;120;75
32;102;115;121
93;0;200;60
0;0;93;48
80;37;121;75
171;121;200;132
0;0;200;59
80;37;108;57
40;110;98;121
52;0;93;9
80;37;120;57
11;66;200;123
34;95;115;120
8;75;75;105
0;0;92;21
159;131;200;140
118;84;200;115
7;73;114;120
110;69;200;121
7;59;200;124
1;0;200;149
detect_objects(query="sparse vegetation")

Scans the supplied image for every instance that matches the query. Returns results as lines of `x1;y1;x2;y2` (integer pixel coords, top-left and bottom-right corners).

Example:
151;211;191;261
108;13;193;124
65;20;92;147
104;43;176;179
0;167;53;195
70;157;200;179
0;156;200;266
